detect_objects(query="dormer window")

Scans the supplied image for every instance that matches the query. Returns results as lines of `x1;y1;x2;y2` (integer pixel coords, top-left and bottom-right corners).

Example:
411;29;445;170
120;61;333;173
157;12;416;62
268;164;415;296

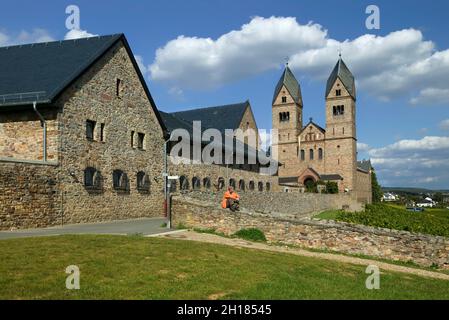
282;96;287;103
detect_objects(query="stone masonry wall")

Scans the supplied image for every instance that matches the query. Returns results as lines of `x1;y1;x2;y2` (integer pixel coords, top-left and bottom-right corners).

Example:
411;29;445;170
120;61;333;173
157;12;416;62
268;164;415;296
0;161;61;230
54;40;166;224
0;109;59;161
172;196;449;268
185;191;362;219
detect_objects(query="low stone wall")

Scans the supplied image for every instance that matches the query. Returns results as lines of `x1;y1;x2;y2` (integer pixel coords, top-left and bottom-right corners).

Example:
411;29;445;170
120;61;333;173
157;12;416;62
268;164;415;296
0;161;61;230
184;191;363;219
172;196;449;268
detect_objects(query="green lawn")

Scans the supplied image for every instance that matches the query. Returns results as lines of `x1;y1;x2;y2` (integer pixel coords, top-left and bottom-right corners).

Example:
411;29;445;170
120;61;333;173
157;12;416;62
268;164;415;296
0;235;448;300
315;204;449;237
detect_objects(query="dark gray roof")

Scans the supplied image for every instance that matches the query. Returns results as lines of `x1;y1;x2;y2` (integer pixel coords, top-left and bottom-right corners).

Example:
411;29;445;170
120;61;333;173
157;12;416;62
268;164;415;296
320;174;343;181
325;58;355;100
169;101;249;134
357;160;372;172
273;66;302;105
279;177;299;184
160;111;193;133
0;33;166;132
0;34;122;106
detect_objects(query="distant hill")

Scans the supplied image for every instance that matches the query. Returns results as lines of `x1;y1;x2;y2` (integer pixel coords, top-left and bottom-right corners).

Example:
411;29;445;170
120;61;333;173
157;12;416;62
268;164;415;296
382;187;449;195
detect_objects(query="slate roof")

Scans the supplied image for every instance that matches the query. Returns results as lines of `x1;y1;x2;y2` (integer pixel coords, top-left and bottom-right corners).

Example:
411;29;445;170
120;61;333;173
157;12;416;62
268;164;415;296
320;174;343;181
168;101;250;134
272;66;302;105
0;33;166;132
357;160;372;173
325;58;355;100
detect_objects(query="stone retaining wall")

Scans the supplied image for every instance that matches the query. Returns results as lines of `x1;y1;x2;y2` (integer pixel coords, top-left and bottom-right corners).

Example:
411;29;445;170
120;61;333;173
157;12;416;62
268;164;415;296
0;161;61;230
172;196;449;268
184;191;363;219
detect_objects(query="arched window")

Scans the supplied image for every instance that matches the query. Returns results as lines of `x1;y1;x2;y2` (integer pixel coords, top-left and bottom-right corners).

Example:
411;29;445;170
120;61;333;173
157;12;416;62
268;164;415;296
258;182;264;192
137;171;150;191
309;149;314;160
179;175;189;190
84;167;96;187
282;96;287;103
229;178;236;189
318;148;323;160
203;177;211;189
84;167;102;189
113;170;129;191
286;112;290;121
249;181;255;191
217;177;225;190
300;149;305;161
266;182;271;191
239;179;245;191
192;177;201;190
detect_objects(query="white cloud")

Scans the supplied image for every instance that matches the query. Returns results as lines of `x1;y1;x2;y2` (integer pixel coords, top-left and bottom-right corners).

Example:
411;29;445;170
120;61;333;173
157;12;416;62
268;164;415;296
64;29;97;40
357;142;370;152
0;28;54;46
150;16;449;104
411;88;449;105
150;16;327;89
369;136;449;188
439;119;449;131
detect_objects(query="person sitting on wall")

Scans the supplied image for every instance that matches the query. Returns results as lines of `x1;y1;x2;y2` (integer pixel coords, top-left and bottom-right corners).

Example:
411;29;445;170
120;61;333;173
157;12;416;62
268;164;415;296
221;186;240;212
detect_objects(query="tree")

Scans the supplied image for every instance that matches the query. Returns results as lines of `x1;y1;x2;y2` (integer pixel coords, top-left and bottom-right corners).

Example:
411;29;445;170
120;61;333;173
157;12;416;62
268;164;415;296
433;192;443;203
371;168;382;203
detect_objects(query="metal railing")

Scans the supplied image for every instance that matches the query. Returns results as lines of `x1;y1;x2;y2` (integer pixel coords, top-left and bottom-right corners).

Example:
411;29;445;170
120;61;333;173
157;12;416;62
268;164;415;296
0;91;47;105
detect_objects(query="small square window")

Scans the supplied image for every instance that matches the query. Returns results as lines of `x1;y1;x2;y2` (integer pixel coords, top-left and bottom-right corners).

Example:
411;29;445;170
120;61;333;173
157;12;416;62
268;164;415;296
86;120;96;140
137;133;145;150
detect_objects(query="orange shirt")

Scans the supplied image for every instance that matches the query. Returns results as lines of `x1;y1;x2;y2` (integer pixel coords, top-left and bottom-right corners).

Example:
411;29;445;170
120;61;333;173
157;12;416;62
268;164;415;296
221;191;240;208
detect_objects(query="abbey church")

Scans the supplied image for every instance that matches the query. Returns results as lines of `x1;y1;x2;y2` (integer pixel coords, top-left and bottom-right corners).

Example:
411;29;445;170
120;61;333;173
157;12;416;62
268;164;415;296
272;57;372;203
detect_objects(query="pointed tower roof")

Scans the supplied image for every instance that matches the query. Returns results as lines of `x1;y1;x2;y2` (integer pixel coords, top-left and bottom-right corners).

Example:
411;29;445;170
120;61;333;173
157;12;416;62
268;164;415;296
325;58;355;99
272;66;302;105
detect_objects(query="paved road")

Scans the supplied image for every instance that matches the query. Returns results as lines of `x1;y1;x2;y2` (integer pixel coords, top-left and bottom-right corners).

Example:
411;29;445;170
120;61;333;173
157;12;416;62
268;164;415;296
0;217;169;240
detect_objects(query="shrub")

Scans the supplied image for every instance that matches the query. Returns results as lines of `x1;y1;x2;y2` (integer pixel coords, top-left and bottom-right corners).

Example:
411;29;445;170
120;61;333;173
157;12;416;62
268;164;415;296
325;181;339;194
233;228;267;242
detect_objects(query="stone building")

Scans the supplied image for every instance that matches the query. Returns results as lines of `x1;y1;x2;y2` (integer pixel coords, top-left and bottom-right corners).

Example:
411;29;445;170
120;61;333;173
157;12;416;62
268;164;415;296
271;58;372;203
0;34;166;230
160;102;278;193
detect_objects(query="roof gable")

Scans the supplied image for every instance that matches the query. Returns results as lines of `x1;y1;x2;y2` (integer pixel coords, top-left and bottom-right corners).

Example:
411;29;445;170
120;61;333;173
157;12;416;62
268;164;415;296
273;66;302;105
325;58;355;100
300;119;326;135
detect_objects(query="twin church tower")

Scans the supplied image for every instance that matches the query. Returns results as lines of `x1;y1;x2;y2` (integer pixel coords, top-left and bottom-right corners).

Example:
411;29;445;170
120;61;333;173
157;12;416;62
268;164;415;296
271;57;367;195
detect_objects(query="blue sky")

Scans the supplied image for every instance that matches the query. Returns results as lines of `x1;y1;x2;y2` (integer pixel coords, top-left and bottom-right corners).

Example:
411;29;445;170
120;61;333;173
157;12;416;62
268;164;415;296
1;0;449;189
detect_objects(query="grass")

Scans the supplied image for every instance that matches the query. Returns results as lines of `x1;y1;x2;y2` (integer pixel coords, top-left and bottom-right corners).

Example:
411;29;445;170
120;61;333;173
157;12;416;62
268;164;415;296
315;204;449;237
233;228;267;242
0;235;448;299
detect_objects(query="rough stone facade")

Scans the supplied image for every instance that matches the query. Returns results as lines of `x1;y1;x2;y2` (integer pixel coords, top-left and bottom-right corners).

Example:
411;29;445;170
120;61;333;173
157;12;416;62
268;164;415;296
0;39;165;230
184;191;362;218
0;161;61;229
167;159;279;193
0;109;59;161
172;196;449;269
